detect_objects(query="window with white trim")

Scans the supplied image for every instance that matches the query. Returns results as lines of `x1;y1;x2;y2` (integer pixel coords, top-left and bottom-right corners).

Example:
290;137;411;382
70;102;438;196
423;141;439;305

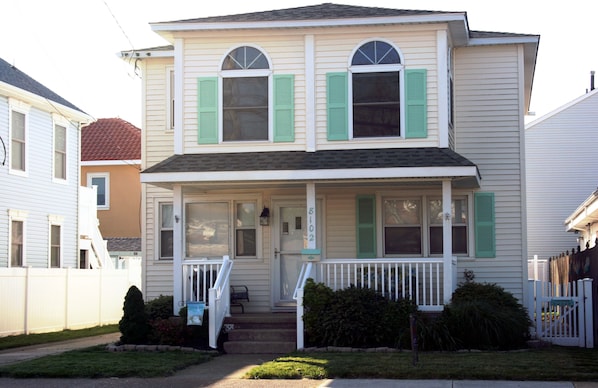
10;110;26;172
159;202;173;260
222;46;269;141
429;198;468;255
185;199;258;259
383;198;422;255
50;224;61;268
88;173;109;209
8;210;27;267
54;123;67;180
167;67;175;130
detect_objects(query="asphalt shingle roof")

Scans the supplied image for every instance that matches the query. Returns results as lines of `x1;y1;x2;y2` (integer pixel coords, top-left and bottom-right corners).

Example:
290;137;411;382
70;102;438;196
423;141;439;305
161;3;459;24
106;237;141;252
0;57;84;113
142;147;477;174
81;118;141;161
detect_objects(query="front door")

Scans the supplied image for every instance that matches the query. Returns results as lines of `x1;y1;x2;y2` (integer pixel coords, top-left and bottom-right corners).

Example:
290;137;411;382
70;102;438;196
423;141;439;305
272;200;321;307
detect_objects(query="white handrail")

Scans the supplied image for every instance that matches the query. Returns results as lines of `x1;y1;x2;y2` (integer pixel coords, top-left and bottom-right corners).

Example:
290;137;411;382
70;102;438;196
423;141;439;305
208;256;233;349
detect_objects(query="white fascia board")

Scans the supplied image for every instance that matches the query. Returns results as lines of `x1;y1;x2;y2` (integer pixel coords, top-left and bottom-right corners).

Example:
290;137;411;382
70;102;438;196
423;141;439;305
81;160;141;166
468;36;539;46
150;13;467;33
565;190;598;229
141;165;479;184
119;50;174;59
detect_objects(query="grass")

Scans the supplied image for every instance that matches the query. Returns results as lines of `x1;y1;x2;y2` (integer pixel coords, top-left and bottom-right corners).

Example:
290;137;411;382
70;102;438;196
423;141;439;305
0;325;119;351
0;345;214;378
246;347;598;381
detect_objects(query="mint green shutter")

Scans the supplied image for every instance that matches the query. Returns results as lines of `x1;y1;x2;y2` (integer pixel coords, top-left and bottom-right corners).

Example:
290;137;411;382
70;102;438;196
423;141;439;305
197;77;218;144
274;74;295;142
356;195;376;258
405;69;427;138
474;192;496;258
327;72;348;140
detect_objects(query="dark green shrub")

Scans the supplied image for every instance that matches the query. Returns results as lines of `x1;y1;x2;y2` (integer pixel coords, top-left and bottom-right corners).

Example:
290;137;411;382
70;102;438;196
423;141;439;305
145;295;173;320
118;285;150;344
416;313;457;351
148;317;185;345
303;279;417;348
444;282;531;350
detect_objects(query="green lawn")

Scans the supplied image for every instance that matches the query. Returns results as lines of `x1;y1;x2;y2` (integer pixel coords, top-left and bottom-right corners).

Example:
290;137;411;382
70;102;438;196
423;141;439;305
0;325;119;351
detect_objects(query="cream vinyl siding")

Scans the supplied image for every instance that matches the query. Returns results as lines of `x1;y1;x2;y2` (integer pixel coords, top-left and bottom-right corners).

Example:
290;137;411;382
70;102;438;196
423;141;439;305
182;34;307;154
314;25;440;150
454;44;526;299
526;91;598;263
325;193;357;258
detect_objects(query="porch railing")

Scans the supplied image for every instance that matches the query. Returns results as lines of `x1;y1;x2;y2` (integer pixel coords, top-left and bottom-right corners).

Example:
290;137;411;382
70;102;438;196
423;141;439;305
294;258;446;349
181;257;231;349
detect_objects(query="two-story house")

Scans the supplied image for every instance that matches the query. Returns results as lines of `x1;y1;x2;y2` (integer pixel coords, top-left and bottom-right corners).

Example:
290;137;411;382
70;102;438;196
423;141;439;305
0;57;93;269
81;118;142;268
124;4;538;319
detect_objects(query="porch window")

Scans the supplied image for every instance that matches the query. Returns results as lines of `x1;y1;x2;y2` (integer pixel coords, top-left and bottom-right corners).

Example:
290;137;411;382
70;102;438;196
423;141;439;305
235;202;256;257
159;203;173;260
429;198;468;255
10;220;24;267
186;202;230;258
383;199;422;255
222;46;269;141
50;224;61;268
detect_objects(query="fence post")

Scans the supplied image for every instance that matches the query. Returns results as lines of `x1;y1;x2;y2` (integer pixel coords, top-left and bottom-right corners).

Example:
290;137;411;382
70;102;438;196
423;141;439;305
535;280;544;339
583;278;594;348
296;288;304;350
527;280;536;337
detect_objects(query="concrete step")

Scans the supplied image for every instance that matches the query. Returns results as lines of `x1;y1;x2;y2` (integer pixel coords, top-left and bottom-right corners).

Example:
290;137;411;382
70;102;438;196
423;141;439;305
223;313;296;354
228;328;296;342
223;340;296;354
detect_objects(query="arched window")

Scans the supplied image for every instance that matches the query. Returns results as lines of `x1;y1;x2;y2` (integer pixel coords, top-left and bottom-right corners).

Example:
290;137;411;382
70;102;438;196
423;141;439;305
221;46;270;141
351;40;402;138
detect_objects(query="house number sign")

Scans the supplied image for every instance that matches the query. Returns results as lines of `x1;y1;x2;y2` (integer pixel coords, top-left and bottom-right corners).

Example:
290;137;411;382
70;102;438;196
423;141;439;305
307;206;315;244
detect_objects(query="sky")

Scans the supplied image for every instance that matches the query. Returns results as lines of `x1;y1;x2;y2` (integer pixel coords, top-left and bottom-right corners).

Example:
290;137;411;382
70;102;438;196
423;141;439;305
1;0;597;128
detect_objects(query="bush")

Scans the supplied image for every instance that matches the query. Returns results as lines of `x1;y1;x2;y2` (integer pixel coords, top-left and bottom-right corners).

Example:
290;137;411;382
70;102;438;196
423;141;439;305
146;295;173;320
303;279;417;348
119;285;150;344
443;282;531;350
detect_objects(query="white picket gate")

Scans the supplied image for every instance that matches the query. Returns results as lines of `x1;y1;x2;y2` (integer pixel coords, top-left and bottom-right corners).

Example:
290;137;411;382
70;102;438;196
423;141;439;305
527;279;594;348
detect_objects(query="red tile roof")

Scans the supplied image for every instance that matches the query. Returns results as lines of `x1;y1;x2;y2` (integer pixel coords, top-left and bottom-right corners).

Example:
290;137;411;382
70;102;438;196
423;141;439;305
81;118;141;161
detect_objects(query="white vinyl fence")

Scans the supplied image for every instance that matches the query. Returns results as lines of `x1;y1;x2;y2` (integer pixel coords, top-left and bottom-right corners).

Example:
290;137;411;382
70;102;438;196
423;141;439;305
0;267;141;337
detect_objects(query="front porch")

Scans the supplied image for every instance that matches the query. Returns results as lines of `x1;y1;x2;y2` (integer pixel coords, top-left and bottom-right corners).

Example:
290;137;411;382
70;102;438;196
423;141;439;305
181;255;455;349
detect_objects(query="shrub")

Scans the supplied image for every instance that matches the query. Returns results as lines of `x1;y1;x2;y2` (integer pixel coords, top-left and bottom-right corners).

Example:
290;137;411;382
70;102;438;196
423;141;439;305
119;285;150;344
443;282;531;350
303;279;417;348
146;295;173;320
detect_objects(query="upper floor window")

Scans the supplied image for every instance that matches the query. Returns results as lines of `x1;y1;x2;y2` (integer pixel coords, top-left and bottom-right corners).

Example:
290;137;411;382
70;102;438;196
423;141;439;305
167;68;175;130
222;46;270;141
351;41;402;138
88;173;109;209
10;110;26;172
54;124;67;180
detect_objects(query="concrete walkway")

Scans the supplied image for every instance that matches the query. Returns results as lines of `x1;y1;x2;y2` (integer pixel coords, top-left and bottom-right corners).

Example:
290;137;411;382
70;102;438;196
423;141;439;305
0;334;597;387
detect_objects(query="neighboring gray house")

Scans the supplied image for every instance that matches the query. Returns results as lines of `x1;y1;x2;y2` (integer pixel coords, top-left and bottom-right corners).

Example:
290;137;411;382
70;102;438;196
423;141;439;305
0;57;93;268
526;85;598;264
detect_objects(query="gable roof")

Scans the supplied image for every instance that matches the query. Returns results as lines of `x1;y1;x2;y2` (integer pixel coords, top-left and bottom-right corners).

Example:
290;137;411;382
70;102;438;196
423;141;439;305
141;147;481;188
81;118;141;161
0;57;84;113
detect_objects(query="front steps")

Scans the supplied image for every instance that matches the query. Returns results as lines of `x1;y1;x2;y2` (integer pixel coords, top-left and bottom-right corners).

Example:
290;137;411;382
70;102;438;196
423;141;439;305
223;313;296;354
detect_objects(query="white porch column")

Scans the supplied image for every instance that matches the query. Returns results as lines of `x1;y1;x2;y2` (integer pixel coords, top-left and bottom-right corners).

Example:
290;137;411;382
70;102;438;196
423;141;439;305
173;185;184;314
306;183;317;250
442;179;454;303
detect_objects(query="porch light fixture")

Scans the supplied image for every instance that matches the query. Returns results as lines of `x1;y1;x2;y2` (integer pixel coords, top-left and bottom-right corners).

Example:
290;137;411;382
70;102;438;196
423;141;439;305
260;207;270;226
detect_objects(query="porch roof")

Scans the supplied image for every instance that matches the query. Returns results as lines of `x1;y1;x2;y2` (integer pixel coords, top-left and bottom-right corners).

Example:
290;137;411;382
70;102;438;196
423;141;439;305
141;147;481;188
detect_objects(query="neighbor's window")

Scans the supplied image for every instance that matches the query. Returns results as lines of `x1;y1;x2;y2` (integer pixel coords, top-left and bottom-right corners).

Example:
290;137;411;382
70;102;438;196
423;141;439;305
429;198;468;255
88;173;109;209
235;202;257;257
50;224;61;268
167;68;175;130
54;124;67;180
159;203;173;260
11;110;26;172
221;46;269;141
351;41;402;138
186;202;230;258
383;199;422;255
11;220;24;267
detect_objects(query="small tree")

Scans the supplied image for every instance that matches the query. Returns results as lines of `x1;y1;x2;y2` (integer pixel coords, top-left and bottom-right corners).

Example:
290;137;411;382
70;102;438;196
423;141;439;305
119;285;150;344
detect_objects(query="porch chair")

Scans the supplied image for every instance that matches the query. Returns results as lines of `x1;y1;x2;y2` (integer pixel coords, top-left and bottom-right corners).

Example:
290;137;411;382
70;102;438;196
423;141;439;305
230;285;249;313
